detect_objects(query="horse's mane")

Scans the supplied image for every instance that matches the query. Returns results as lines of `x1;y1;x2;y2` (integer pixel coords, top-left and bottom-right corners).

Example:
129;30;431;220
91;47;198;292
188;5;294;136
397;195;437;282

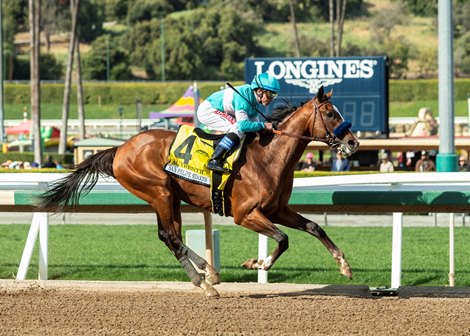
269;101;307;123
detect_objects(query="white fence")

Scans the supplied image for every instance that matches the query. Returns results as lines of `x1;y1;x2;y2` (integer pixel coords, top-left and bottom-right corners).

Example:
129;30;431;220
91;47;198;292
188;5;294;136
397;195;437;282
2;172;469;288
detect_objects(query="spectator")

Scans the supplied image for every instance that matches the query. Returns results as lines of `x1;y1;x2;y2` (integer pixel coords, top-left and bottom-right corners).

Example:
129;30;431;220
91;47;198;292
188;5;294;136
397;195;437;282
331;151;350;172
415;151;436;172
42;155;57;168
379;153;394;173
458;155;469;172
300;152;317;172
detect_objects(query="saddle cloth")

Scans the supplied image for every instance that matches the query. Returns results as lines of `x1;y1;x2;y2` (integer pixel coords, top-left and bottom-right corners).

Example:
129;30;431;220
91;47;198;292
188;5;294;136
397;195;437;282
164;125;243;215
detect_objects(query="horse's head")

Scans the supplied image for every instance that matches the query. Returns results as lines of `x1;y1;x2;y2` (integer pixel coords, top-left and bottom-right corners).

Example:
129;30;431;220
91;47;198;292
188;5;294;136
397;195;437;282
309;86;359;156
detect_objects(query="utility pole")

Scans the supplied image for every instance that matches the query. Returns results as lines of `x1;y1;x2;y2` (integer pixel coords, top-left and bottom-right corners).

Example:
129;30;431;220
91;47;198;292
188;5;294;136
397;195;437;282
436;0;456;171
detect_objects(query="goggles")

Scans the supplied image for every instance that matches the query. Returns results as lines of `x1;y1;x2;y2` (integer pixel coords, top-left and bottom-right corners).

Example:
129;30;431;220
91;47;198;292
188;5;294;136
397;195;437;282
264;90;278;100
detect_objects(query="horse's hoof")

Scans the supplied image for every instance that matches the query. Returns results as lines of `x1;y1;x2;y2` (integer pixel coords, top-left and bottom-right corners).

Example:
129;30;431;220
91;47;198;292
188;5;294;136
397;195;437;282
341;268;353;280
340;264;353;280
206;272;220;286
201;281;220;298
241;258;258;269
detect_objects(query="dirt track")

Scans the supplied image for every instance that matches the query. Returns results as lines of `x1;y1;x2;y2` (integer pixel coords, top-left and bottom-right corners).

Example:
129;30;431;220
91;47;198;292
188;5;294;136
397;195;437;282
1;281;470;336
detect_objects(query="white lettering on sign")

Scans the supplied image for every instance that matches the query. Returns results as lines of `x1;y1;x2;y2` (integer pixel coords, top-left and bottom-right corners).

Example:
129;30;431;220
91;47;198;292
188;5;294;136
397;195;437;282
254;59;378;93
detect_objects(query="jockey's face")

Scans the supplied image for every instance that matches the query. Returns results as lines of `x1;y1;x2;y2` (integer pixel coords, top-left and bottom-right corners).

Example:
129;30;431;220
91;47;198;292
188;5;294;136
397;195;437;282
255;88;276;106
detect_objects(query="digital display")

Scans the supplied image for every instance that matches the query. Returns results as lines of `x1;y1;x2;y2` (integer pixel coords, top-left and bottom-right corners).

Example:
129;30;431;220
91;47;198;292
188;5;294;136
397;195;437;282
245;56;389;135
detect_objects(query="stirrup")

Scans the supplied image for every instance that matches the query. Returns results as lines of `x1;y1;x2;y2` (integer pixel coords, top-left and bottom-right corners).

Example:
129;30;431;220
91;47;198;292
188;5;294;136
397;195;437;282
207;160;231;173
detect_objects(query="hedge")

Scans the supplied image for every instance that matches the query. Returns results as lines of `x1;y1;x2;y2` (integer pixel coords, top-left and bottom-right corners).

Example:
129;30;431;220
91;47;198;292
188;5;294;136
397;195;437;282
0;152;74;166
4;78;470;106
4;81;240;106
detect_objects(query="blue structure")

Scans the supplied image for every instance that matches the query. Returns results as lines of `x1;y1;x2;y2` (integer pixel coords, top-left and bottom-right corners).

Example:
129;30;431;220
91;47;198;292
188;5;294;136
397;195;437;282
245;56;389;135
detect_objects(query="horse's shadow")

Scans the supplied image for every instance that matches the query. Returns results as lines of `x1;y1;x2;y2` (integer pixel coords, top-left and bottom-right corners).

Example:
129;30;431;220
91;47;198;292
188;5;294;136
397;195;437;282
244;284;374;299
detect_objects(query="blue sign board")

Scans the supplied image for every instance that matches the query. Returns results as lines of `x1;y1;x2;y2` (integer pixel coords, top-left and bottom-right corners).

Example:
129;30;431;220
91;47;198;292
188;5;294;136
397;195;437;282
245;56;389;134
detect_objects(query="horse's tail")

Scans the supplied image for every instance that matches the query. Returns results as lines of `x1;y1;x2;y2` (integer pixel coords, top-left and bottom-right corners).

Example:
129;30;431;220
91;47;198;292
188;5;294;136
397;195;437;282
36;147;117;213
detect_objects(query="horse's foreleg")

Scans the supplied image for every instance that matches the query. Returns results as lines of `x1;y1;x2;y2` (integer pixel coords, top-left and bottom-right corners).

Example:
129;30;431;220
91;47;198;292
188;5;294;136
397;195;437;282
271;207;352;280
305;220;352;279
239;208;288;271
157;222;220;297
171;200;220;285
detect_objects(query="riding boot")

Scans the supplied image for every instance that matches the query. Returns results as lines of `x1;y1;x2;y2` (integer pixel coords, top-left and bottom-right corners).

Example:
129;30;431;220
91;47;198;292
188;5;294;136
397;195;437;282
207;145;231;173
207;133;239;173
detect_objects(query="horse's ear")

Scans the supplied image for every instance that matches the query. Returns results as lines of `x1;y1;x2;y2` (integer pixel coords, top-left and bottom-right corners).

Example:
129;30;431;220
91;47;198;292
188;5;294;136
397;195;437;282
316;86;324;100
326;89;333;99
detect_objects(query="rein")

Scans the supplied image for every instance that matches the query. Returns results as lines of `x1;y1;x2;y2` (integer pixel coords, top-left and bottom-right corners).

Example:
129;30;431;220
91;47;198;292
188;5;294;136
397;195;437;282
272;100;349;146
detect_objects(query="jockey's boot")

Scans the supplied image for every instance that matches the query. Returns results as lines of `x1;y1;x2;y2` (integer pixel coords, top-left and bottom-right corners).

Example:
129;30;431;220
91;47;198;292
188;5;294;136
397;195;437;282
207;133;240;174
207;145;231;173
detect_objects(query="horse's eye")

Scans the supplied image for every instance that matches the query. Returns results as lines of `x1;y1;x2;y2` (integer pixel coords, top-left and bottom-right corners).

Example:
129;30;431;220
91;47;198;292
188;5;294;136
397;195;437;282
327;111;334;118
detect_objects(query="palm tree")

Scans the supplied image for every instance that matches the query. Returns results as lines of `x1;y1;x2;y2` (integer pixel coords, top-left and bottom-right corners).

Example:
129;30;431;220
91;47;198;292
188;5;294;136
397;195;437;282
29;0;42;165
59;0;80;154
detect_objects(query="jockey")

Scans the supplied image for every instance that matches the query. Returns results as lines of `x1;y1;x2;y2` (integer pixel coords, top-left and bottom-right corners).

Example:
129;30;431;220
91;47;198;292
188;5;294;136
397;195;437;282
197;72;280;173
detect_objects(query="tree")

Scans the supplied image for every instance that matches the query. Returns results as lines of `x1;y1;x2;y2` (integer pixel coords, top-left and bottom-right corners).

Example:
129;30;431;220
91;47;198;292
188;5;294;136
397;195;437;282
82;35;132;80
289;0;301;57
59;0;80;155
121;6;261;80
76;0;105;42
397;0;437;17
455;32;470;76
29;0;42;165
75;26;86;140
40;1;69;52
329;0;347;57
368;2;410;78
4;1;27;80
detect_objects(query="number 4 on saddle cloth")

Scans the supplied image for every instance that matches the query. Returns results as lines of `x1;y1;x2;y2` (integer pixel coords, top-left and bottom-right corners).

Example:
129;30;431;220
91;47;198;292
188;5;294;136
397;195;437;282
164;125;245;216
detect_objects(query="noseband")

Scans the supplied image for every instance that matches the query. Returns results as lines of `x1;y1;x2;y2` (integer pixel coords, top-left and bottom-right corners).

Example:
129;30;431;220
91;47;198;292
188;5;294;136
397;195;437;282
272;99;352;147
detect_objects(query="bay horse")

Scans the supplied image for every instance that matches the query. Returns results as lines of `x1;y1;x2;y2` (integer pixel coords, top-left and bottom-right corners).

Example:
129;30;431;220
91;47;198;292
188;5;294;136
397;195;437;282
38;86;359;297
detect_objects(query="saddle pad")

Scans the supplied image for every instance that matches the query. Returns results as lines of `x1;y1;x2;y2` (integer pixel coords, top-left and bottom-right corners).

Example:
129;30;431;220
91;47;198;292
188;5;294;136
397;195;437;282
164;125;242;188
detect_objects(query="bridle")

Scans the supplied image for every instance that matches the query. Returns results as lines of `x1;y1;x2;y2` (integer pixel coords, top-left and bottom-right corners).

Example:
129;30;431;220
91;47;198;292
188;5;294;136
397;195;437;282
272;98;352;148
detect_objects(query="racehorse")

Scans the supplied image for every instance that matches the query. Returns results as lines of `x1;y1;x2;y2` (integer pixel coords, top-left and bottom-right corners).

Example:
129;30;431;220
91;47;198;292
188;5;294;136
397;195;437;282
38;86;359;297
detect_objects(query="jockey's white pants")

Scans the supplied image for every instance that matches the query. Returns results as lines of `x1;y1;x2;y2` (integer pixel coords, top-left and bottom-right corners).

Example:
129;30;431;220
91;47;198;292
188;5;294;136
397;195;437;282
197;100;243;139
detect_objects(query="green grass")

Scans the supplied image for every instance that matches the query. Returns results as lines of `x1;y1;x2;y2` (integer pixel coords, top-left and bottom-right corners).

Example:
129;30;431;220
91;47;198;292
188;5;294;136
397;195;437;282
391;100;468;118
2;224;470;287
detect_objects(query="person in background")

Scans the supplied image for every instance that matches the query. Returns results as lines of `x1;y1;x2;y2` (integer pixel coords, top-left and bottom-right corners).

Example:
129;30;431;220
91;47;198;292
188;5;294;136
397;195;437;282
42;155;57;168
331;151;350;172
415;151;436;172
300;152;317;172
458;155;469;172
379;153;394;173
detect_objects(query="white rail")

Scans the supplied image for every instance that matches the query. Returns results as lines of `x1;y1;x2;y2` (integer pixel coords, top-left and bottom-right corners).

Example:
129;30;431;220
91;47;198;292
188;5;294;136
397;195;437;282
3;172;467;288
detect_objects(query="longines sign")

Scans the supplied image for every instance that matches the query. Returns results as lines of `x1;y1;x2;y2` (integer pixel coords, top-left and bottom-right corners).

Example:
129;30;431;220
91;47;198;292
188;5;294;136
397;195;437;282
245;56;389;134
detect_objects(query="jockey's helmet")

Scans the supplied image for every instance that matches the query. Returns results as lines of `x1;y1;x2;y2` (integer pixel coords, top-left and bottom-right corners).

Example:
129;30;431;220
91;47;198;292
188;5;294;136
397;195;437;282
251;72;280;93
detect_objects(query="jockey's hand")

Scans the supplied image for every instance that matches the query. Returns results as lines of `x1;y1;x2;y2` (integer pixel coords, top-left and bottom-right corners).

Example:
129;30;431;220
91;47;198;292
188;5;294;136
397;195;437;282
263;122;274;131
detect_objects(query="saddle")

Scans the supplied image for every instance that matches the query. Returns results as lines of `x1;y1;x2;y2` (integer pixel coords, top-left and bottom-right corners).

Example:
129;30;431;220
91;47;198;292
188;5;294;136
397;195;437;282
164;125;244;216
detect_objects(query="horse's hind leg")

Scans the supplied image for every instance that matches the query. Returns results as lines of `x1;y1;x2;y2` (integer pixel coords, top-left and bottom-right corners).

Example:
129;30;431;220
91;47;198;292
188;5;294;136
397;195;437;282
271;207;353;279
238;208;289;271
